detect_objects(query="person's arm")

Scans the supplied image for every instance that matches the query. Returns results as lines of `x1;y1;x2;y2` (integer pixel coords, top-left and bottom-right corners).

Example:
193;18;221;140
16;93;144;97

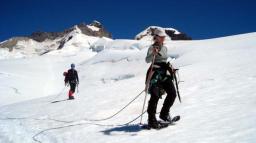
146;46;157;63
158;46;167;58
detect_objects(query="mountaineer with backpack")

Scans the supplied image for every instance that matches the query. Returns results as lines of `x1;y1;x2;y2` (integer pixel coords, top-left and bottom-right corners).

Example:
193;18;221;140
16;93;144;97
145;29;178;129
64;63;79;100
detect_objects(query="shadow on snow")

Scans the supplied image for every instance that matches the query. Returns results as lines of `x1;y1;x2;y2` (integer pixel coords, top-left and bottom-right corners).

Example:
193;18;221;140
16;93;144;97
101;124;143;135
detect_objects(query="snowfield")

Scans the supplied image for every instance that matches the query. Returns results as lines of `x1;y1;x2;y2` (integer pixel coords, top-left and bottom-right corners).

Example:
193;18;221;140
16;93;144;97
0;32;256;143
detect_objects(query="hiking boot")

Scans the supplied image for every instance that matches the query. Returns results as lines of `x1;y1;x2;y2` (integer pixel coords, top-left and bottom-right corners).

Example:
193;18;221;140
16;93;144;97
148;120;161;129
159;114;172;123
148;115;160;129
68;96;75;100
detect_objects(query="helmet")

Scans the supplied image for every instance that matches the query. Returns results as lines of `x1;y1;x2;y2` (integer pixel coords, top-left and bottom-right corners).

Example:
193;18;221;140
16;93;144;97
71;63;75;68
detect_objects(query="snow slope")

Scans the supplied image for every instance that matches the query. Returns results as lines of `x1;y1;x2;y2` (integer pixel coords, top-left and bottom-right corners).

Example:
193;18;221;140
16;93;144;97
0;32;256;143
0;28;110;106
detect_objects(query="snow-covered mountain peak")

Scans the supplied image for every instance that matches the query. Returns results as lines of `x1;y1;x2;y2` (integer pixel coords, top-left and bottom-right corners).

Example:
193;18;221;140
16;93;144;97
0;21;112;59
135;26;191;41
88;20;103;31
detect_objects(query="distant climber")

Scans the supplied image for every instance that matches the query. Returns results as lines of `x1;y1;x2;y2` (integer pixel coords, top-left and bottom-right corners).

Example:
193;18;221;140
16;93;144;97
64;63;79;100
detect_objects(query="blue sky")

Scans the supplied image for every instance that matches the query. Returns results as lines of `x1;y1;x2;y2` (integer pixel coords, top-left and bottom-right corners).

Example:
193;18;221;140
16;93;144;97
0;0;255;41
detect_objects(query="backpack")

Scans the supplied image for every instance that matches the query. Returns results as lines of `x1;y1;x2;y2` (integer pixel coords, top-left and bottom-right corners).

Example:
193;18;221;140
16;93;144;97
63;71;68;76
63;71;68;82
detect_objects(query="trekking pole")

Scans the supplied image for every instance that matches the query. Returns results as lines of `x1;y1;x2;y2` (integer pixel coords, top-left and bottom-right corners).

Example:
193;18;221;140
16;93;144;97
177;70;184;83
140;54;156;124
77;83;79;93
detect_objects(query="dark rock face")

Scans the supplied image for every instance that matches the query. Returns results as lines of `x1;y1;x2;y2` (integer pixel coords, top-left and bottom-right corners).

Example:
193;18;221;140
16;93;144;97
0;37;30;51
165;29;192;40
77;21;112;38
29;31;68;42
29;21;112;42
57;35;73;50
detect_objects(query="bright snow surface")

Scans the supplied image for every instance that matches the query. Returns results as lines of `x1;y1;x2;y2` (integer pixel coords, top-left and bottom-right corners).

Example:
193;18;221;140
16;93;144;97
0;32;256;143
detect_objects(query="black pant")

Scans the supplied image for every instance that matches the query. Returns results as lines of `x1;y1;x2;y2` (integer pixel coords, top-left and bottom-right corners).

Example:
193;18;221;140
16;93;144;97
69;82;77;93
147;77;177;117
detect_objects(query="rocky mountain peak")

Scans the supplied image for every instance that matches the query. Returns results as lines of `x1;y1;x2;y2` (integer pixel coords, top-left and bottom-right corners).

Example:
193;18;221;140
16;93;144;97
89;20;103;28
135;26;192;41
29;21;112;42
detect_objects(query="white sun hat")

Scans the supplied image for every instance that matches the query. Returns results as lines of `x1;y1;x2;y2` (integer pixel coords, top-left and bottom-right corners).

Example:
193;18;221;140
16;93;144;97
154;29;165;37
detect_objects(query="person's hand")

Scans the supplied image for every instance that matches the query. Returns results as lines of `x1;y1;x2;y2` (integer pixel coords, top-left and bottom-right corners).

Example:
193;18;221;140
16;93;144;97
153;47;159;55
